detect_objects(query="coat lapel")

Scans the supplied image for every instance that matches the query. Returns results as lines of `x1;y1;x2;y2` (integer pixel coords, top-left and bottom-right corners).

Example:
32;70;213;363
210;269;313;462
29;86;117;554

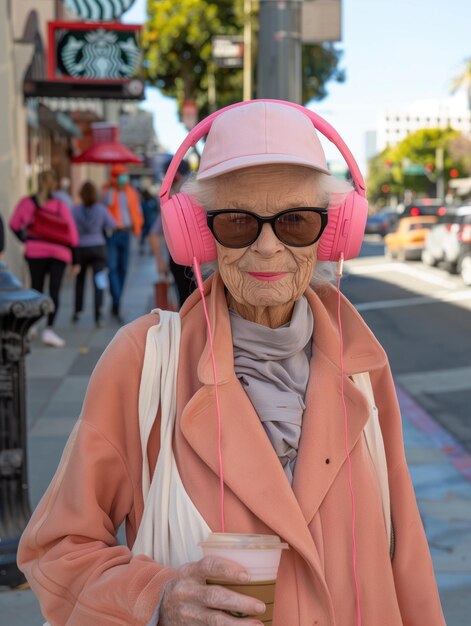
180;274;321;567
292;287;388;525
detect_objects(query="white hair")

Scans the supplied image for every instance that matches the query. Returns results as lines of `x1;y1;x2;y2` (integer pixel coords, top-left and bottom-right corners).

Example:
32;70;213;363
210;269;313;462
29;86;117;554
181;167;354;286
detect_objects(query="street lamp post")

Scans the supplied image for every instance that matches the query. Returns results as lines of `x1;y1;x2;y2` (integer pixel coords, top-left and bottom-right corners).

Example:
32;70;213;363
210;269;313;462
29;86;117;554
0;261;53;587
257;0;303;103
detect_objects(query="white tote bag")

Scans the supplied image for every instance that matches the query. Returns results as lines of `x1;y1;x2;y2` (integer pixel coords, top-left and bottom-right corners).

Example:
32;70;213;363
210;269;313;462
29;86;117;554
131;309;211;566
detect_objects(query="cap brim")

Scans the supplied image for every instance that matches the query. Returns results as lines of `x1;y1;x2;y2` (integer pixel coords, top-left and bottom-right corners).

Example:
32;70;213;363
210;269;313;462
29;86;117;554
197;153;331;180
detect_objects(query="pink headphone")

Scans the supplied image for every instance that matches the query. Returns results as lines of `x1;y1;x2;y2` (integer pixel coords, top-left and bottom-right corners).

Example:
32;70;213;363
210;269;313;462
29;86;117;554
160;99;368;265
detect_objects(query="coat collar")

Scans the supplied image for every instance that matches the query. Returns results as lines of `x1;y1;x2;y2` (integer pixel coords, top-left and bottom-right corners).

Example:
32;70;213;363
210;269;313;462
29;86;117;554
183;271;387;385
179;271;387;571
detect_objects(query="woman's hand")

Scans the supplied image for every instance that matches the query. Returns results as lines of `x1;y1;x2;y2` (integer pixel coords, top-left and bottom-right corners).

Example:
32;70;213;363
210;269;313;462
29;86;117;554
159;557;265;625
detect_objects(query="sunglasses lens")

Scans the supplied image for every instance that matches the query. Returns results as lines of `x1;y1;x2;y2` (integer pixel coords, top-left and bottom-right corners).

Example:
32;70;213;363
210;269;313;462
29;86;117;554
212;212;259;247
275;210;324;246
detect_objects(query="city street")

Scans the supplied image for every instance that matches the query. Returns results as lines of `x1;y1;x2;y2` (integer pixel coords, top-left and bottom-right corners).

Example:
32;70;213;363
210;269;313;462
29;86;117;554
0;240;470;625
344;236;471;451
2;0;471;624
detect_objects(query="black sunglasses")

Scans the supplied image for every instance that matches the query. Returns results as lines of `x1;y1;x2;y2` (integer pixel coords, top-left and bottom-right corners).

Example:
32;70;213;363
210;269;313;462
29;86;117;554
206;207;329;248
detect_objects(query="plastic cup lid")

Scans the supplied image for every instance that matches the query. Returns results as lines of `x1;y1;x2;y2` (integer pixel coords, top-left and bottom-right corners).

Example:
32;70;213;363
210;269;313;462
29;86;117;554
199;532;289;550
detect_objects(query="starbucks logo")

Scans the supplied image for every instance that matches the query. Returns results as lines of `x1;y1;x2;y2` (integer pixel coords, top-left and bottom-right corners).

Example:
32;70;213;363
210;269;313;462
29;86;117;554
65;0;137;21
58;29;141;80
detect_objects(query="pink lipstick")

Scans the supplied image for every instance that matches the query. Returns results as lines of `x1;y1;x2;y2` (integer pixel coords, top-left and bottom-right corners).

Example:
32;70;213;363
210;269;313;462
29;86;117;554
248;272;288;282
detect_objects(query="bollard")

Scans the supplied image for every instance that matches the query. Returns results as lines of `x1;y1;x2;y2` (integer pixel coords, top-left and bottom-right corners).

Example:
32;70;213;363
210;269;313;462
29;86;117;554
0;261;54;587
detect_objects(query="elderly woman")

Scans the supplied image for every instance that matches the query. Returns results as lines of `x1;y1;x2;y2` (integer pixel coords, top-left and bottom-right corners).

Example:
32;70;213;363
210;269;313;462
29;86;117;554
18;101;445;626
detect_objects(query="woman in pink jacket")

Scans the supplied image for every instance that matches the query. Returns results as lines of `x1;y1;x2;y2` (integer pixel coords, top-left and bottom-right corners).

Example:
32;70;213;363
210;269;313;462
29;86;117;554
9;170;79;347
18;102;445;625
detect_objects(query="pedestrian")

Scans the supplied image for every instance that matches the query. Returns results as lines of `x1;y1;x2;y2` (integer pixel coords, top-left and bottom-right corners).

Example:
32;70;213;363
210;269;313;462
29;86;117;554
149;157;196;306
53;176;74;210
0;212;4;258
139;187;159;255
18;101;445;625
9;169;78;347
71;181;117;327
104;164;143;322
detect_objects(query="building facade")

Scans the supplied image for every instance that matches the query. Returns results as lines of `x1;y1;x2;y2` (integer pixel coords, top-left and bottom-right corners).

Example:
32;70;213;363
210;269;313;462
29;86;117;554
376;93;471;153
0;0;145;275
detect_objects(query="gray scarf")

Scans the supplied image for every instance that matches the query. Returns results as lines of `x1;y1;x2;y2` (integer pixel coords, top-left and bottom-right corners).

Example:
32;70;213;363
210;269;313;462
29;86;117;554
229;297;313;484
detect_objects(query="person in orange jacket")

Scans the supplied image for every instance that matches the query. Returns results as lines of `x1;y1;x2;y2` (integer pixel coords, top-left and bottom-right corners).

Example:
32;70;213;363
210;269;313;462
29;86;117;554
103;164;143;322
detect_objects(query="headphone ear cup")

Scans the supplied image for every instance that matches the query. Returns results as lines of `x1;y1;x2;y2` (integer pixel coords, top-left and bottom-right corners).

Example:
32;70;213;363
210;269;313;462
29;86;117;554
317;190;368;262
161;193;217;266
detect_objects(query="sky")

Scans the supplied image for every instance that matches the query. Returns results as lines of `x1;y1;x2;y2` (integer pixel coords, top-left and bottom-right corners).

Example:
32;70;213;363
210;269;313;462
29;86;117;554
123;0;471;173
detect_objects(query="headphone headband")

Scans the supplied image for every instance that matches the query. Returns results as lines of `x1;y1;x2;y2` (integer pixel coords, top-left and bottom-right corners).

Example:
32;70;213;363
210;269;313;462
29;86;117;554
160;99;366;202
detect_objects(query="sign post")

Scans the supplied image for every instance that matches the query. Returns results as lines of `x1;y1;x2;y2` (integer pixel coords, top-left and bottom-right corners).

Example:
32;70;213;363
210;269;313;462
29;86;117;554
212;36;244;68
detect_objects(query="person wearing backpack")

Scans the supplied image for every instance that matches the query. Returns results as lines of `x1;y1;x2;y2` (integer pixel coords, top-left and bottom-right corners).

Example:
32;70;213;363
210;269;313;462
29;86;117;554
9;169;79;347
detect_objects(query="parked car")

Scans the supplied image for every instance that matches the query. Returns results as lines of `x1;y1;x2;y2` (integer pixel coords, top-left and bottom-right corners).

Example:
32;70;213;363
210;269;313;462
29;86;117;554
365;208;399;236
384;216;438;261
442;209;471;274
422;205;471;267
460;241;471;285
436;213;471;284
400;199;450;218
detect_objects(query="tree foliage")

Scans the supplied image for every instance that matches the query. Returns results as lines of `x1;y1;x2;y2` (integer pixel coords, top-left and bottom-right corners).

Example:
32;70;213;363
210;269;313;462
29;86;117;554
367;128;467;204
143;0;345;120
302;43;345;103
447;134;471;175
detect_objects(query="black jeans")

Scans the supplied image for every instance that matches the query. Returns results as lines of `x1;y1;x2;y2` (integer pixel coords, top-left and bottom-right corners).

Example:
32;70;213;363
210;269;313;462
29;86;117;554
26;256;66;327
74;245;108;321
169;258;196;306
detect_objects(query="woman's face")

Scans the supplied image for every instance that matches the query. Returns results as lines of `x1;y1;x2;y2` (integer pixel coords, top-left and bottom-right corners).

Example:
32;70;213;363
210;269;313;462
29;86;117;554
212;165;325;310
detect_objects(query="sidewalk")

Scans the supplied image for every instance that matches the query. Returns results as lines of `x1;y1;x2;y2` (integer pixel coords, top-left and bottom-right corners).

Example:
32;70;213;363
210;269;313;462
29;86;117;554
1;243;470;625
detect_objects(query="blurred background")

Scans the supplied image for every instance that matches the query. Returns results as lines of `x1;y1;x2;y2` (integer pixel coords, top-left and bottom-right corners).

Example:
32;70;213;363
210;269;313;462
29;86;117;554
1;1;471;624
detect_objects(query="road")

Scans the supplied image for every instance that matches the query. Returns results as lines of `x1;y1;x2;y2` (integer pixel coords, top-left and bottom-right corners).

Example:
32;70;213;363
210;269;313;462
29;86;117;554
342;235;471;452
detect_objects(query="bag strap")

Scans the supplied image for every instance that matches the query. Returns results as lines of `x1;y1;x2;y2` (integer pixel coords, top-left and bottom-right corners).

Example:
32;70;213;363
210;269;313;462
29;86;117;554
352;372;392;555
30;195;61;214
138;308;181;498
30;195;41;211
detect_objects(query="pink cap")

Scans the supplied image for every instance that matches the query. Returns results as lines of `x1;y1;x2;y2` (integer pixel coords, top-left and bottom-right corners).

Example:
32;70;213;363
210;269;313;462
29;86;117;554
197;100;330;180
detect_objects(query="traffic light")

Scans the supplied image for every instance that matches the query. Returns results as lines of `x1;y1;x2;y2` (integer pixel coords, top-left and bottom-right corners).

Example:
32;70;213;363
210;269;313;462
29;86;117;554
449;168;459;178
425;162;434;172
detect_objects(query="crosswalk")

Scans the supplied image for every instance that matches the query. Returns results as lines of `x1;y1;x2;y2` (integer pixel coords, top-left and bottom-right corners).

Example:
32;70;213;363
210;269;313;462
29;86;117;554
345;260;471;312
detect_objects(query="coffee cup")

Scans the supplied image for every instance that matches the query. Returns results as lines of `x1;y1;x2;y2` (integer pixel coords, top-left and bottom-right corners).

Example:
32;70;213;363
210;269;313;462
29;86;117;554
199;532;288;624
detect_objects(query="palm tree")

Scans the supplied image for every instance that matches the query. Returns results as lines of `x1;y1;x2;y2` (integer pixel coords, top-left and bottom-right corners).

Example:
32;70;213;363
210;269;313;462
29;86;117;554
451;58;471;110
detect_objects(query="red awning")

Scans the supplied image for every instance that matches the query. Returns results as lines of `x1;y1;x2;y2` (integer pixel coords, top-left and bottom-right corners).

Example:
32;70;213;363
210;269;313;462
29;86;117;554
72;141;143;164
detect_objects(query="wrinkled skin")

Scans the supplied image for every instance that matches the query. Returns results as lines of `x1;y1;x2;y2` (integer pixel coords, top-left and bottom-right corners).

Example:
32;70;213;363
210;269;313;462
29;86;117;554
159;164;324;624
159;557;265;625
214;165;324;328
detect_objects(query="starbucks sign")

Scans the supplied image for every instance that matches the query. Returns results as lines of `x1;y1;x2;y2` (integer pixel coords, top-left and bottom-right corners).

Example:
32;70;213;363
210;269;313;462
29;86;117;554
64;0;137;21
48;23;141;82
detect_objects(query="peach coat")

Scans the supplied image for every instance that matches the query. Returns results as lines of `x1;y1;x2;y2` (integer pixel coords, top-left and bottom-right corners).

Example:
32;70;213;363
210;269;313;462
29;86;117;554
18;272;445;626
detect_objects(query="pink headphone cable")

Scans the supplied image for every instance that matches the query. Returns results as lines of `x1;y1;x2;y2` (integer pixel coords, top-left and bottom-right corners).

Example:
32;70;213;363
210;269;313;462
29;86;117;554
337;254;362;626
193;259;226;532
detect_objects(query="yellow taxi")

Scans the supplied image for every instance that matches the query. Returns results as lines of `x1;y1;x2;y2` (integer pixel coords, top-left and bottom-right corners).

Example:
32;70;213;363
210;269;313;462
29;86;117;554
384;216;438;261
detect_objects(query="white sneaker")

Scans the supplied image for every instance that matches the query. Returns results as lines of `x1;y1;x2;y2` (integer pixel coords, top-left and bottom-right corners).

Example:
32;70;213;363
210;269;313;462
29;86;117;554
41;328;66;348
